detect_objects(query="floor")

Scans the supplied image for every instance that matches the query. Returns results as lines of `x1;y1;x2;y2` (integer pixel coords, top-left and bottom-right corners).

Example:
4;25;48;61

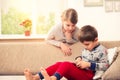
0;76;25;80
0;76;67;80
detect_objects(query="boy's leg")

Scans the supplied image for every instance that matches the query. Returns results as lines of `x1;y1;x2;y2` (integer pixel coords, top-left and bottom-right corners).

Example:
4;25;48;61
24;68;40;80
24;69;33;80
24;62;62;80
33;74;40;80
46;62;62;76
24;61;94;80
55;61;94;80
40;67;57;80
39;61;94;80
38;62;62;79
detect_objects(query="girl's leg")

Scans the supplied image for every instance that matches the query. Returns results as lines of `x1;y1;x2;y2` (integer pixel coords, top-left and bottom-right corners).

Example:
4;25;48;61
56;61;94;80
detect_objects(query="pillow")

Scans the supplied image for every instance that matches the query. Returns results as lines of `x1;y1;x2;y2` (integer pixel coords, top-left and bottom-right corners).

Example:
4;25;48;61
93;47;119;80
107;47;118;64
93;71;104;80
102;47;120;80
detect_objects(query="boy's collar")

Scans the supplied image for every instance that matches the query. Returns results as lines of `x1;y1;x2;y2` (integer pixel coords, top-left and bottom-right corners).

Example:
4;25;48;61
91;43;100;51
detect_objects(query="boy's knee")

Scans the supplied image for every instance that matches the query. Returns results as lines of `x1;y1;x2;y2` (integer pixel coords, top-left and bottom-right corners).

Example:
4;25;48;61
62;61;72;66
55;62;62;65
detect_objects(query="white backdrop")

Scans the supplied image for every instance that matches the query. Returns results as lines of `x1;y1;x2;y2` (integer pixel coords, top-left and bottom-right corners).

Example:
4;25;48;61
67;0;120;41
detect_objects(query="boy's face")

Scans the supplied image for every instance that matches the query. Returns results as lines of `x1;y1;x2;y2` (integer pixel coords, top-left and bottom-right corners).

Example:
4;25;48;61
82;38;98;51
63;20;76;33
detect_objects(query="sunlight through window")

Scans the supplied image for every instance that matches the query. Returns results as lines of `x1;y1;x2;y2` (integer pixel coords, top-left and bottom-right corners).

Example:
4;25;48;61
1;0;67;38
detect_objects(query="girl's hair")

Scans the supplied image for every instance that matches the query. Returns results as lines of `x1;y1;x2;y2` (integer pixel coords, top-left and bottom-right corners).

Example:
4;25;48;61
78;25;98;43
61;8;78;24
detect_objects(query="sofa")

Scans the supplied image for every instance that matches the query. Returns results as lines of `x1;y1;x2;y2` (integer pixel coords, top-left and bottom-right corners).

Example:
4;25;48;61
0;41;120;80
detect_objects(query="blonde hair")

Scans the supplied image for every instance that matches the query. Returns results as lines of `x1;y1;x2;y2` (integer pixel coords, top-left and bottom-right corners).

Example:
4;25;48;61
61;8;78;24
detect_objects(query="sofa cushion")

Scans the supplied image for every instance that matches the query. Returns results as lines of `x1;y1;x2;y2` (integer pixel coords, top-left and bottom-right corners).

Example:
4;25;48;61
0;41;120;76
107;47;118;64
0;42;82;75
102;47;120;80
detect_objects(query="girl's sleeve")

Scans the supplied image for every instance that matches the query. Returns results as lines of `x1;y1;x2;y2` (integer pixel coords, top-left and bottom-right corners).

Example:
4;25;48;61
46;26;61;47
46;39;61;47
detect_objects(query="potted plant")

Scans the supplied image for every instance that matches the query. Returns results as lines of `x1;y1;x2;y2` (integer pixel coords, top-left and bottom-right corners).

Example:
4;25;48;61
20;19;32;36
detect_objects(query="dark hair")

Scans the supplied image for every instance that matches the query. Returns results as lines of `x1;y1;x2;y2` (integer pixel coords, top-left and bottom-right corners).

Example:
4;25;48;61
61;8;78;24
78;25;98;43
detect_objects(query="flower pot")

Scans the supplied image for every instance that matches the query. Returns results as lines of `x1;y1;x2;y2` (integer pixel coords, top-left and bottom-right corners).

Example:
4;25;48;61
25;30;30;36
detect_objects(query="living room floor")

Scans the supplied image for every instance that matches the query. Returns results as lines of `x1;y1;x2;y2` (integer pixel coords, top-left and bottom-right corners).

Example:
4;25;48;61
0;76;67;80
0;76;25;80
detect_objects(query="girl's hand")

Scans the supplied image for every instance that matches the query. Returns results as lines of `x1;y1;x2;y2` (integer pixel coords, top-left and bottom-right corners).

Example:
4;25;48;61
64;31;73;40
60;43;72;56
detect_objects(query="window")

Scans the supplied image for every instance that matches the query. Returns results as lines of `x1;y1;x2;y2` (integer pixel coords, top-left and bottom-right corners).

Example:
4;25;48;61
0;0;67;38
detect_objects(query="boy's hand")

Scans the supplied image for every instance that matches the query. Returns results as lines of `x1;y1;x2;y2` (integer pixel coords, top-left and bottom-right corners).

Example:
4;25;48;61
76;61;91;69
75;57;82;65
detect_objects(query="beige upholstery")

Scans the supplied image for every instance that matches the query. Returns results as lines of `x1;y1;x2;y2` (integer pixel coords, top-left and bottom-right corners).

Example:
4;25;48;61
0;41;120;79
0;42;83;75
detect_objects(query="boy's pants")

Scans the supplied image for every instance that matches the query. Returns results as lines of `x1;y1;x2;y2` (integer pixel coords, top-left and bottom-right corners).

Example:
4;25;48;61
43;61;94;80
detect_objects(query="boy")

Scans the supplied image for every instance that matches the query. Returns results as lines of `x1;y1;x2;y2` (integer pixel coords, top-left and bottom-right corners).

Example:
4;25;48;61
24;25;109;80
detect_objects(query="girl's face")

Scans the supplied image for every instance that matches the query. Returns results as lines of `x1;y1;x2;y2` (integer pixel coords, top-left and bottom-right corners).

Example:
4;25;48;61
63;20;76;33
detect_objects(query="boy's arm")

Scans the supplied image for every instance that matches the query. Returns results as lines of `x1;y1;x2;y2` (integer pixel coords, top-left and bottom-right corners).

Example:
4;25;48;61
89;52;109;71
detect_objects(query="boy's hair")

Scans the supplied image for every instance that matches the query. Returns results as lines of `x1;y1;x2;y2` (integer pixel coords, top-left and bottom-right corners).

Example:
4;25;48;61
61;8;78;24
78;25;98;43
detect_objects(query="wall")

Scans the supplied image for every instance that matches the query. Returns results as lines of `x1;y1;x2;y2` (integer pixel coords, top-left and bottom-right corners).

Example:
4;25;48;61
0;0;120;41
67;0;120;41
0;0;1;34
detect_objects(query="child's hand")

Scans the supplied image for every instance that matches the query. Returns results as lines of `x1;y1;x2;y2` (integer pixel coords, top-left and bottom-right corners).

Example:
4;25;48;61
75;57;82;65
60;43;72;56
64;31;72;40
76;61;91;69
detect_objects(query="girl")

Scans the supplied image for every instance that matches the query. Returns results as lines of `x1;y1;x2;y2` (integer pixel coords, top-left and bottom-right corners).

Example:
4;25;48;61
46;8;79;56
